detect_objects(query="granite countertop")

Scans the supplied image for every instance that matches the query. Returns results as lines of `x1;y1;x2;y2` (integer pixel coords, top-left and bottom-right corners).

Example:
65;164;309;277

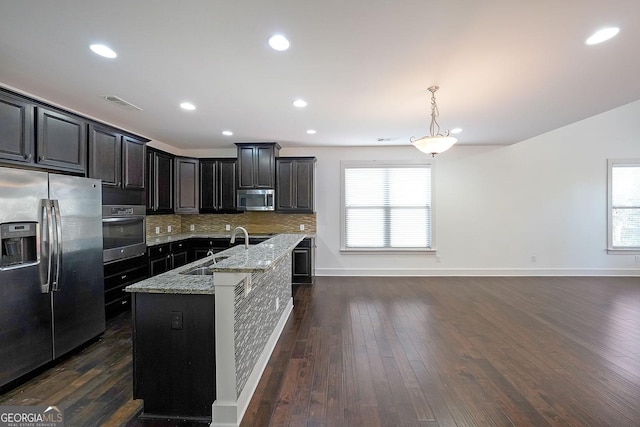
126;233;305;295
146;232;314;247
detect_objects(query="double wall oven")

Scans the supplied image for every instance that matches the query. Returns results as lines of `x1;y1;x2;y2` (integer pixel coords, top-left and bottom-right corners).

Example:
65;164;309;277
102;205;146;263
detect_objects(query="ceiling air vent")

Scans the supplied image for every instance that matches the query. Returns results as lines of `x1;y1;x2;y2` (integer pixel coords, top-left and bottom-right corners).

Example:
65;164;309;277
102;95;143;111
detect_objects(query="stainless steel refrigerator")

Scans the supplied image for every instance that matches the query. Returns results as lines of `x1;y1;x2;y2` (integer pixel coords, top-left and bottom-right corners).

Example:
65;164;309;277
0;167;105;388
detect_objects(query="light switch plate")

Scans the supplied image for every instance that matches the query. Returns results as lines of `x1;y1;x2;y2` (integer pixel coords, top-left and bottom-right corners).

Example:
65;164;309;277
167;225;172;232
299;224;305;231
226;224;231;231
190;224;195;231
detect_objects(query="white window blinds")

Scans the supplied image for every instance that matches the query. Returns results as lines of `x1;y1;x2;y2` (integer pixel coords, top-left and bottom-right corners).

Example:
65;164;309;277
610;162;640;248
344;165;431;249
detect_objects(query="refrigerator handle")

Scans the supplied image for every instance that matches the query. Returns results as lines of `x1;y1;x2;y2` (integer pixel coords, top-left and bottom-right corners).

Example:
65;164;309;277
51;200;62;292
40;199;54;293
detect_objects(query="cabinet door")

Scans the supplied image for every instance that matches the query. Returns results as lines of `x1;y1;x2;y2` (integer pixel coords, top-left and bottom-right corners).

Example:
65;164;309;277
237;145;256;189
218;159;237;211
293;158;314;211
145;149;155;211
123;136;145;190
276;159;294;210
171;251;189;269
0;92;34;164
149;255;171;277
88;124;121;187
155;151;174;213
292;247;311;282
199;160;216;213
175;157;199;214
255;145;275;188
36;107;86;173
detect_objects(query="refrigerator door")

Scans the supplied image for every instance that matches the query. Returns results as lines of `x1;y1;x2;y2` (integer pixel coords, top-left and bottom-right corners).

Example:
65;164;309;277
48;174;105;358
0;167;53;388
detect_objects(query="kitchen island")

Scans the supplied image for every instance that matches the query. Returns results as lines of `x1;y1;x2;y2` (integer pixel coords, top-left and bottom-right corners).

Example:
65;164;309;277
126;233;304;425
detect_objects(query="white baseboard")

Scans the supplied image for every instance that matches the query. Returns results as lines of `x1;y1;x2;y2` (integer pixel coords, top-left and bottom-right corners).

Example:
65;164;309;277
316;267;640;277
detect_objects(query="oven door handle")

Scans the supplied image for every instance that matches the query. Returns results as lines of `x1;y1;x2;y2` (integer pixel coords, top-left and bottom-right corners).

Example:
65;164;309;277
102;216;145;224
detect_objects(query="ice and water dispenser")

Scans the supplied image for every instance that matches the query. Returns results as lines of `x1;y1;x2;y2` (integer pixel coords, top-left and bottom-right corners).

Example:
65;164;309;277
0;222;37;268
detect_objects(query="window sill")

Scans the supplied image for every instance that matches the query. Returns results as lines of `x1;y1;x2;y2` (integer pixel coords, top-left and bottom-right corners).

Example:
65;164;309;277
340;248;436;255
607;248;640;255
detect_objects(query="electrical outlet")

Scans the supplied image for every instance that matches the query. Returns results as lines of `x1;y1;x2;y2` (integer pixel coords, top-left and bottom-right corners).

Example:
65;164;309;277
155;226;160;234
299;224;305;231
635;255;640;263
275;297;279;311
225;224;231;231
244;276;252;296
531;255;537;262
436;256;441;263
190;224;195;231
171;311;183;330
167;225;172;233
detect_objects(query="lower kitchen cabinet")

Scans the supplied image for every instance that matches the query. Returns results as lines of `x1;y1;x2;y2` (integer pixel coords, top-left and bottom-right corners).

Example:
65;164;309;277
103;254;148;318
188;238;229;262
148;242;190;277
132;292;215;421
292;238;315;284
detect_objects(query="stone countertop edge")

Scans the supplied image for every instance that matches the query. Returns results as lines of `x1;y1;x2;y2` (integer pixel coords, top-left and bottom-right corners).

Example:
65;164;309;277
146;232;315;247
126;234;305;295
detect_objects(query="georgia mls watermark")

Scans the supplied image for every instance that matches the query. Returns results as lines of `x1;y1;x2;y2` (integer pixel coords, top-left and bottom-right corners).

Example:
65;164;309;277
0;406;64;427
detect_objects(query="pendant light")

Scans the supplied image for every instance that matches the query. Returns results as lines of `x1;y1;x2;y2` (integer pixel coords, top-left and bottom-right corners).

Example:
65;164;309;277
410;86;457;157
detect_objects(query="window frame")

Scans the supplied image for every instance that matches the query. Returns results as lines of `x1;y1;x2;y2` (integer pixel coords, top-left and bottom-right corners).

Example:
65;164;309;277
340;159;436;254
607;158;640;254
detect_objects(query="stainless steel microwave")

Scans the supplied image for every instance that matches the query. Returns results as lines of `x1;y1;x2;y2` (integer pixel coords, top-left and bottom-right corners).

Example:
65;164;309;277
237;189;275;211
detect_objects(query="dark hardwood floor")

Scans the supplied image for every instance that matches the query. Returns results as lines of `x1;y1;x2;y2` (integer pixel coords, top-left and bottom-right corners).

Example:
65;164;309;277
1;276;639;426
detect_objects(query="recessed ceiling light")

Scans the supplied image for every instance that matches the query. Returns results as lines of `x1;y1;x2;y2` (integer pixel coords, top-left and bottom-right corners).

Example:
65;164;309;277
89;44;117;58
222;130;233;136
180;102;196;111
306;129;317;135
586;27;620;45
293;99;307;108
268;34;290;51
450;128;462;134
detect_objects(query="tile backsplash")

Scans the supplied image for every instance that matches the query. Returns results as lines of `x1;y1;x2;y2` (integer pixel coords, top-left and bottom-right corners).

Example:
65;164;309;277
146;212;316;239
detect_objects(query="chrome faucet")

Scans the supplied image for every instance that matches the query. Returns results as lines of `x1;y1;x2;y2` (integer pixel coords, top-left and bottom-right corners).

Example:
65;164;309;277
230;226;249;249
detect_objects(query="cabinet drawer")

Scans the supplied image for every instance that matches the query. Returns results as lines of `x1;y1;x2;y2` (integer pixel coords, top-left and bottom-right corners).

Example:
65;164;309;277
104;265;147;292
104;254;147;277
148;244;170;258
170;241;187;252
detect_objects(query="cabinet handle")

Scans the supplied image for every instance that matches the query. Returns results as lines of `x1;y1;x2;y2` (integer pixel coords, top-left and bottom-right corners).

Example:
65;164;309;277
121;300;128;305
24;153;32;160
121;274;127;280
39;155;45;161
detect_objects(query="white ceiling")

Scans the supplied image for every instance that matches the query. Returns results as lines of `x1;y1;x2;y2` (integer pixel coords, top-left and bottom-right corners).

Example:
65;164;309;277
1;1;639;151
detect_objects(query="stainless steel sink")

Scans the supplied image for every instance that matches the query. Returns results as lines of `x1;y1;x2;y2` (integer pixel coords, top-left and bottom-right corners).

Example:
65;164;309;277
183;266;214;276
180;255;231;275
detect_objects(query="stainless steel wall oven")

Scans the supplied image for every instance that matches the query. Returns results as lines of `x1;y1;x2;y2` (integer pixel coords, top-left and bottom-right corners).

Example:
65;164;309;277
102;205;146;263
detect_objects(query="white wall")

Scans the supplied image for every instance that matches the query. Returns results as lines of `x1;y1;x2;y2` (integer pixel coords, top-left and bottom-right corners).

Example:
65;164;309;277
281;100;640;276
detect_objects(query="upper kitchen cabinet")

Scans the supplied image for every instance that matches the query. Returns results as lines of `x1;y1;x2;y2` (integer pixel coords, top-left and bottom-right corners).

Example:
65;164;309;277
146;147;174;214
276;157;316;213
200;158;237;213
88;124;147;190
36;107;86;173
236;142;280;189
0;91;34;165
174;156;199;214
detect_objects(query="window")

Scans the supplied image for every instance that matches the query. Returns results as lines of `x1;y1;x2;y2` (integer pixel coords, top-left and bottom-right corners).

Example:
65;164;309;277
341;161;432;251
608;159;640;252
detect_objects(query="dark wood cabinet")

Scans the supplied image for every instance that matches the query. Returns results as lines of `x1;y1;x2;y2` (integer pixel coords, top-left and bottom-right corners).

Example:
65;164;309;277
276;157;316;213
236;142;280;189
148;242;190;277
88;124;121;187
132;292;215;421
0;91;34;164
200;158;237;213
104;254;148;318
188;238;230;262
36;107;87;173
292;238;315;284
174;157;199;214
146;148;174;214
122;135;146;190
